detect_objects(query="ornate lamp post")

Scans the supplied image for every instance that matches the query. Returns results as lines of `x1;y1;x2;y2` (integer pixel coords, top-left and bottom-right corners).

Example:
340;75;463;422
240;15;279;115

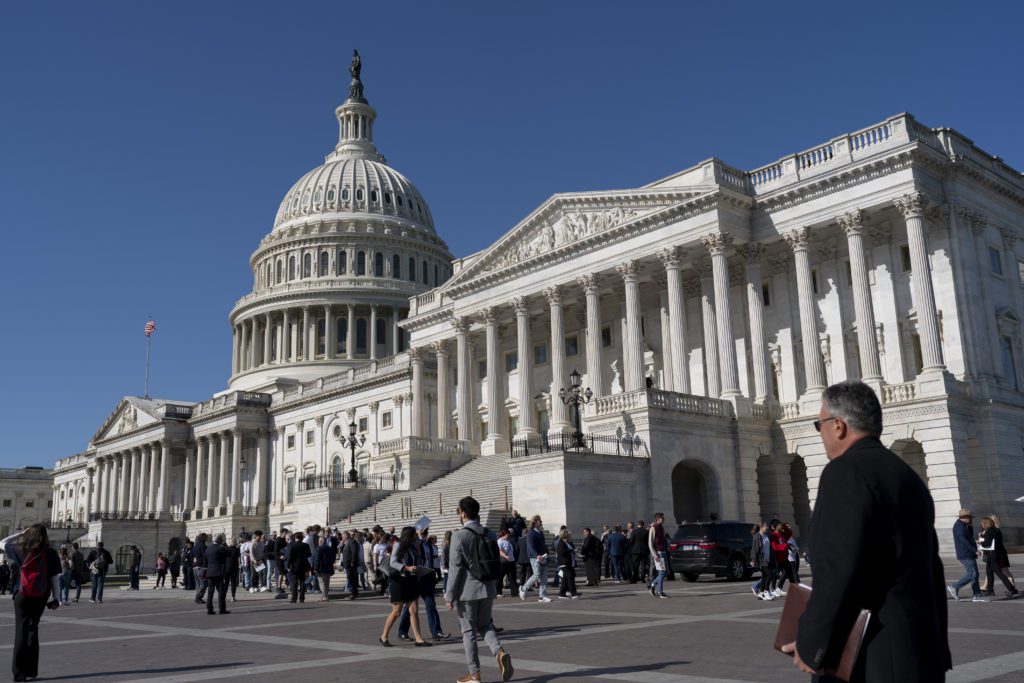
558;368;593;448
64;519;73;545
345;420;365;484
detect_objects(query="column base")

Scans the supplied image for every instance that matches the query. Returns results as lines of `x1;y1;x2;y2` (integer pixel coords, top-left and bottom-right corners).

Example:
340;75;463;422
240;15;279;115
914;368;954;398
799;387;825;416
861;376;884;397
480;436;510;456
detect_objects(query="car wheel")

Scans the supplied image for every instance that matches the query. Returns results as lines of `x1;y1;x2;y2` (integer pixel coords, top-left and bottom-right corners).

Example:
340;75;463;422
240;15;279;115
681;572;700;582
726;556;746;582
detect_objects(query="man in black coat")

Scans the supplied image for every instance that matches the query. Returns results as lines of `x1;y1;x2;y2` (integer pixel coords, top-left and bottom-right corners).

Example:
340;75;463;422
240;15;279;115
204;534;230;615
193;534;208;604
580;528;601;586
629;521;649;584
781;380;951;682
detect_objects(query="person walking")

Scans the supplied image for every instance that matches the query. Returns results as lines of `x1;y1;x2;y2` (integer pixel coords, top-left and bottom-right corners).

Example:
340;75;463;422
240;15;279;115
497;528;518;597
979;515;1018;598
204;534;230;615
70;542;86;603
154;552;168;589
86;542;113;603
379;526;432;648
316;534;337;602
193;533;209;604
947;509;988;602
519;515;551;603
3;525;62;683
444;496;514;683
286;530;311;603
58;548;72;605
781;380;951;681
647;512;669;599
515;533;531;590
398;525;447;640
555;529;581;599
581;527;601;587
181;541;195;591
600;526;611;580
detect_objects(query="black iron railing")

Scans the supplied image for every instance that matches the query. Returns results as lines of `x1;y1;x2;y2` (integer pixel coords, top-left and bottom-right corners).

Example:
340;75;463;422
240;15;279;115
510;432;646;459
241;506;258;516
298;473;398;492
88;511;157;522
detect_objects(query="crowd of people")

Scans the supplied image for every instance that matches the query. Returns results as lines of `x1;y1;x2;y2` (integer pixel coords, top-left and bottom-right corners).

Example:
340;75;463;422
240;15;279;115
750;519;801;601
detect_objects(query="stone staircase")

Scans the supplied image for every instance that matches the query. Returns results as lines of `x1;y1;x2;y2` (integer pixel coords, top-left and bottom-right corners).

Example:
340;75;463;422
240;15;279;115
332;454;513;535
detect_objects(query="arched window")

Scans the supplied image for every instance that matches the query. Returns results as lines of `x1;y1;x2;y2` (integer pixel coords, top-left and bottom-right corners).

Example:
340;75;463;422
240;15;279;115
303;253;312;277
356;318;368;353
392;254;401;279
337;250;347;275
408;257;416;282
422;260;429;284
342;187;350;202
337;318;347;355
289;255;296;279
370;189;378;203
357;251;366;276
384;192;391;205
331;456;343;482
317;318;326;357
376;318;386;349
319;251;329;276
374;252;384;277
276;259;283;283
356;188;364;202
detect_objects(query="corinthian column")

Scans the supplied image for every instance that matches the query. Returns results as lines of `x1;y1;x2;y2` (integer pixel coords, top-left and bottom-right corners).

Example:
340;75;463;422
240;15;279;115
481;307;508;454
128;448;140;512
136;448;149;514
370;305;379;360
512;296;536;438
410;347;424;438
146;444;158;514
454;317;472;441
194;437;205;515
838;210;882;381
183;441;194;512
205;436;216;509
434;340;452;439
893;192;945;371
578;274;605;399
739;243;770;402
703;233;740;397
324;305;335;360
659;248;691;394
784;227;826;391
697;259;721;398
546;286;572;431
616;261;645;391
231;429;242;507
263;313;272;366
218;432;229;508
157;441;170;514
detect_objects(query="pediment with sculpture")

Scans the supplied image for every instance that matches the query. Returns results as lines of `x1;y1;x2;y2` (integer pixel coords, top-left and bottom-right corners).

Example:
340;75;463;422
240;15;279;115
91;397;164;443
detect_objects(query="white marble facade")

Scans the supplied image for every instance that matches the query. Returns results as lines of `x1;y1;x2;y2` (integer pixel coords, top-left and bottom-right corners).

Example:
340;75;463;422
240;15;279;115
52;70;1024;557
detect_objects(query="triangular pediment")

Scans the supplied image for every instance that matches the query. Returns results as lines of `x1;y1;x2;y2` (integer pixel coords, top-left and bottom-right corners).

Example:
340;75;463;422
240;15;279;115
442;188;711;290
91;396;172;443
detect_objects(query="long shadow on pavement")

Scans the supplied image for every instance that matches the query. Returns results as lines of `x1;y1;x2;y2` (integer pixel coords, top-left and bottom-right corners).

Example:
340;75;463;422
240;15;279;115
41;662;247;681
524;660;690;682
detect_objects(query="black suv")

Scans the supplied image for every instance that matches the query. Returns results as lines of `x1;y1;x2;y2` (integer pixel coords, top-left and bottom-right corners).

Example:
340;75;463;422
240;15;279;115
668;521;756;582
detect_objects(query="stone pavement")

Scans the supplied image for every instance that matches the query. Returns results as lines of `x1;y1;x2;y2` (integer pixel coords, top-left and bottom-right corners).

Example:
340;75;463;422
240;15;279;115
0;558;1021;682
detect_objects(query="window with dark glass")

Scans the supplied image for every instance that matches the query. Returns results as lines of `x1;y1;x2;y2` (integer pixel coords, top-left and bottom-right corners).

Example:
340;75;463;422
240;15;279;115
359;416;369;433
374;252;385;277
276;260;283;283
357;251;366;276
289;255;296;279
392;254;401;279
303;253;312;277
409;257;416;282
356;318;367;353
505;352;518;372
534;344;548;365
316;319;326;356
319;251;329;276
337;250;347;275
422;260;428;284
990;246;1004;276
601;325;613;347
376;318;386;347
337;318;347;354
565;335;579;357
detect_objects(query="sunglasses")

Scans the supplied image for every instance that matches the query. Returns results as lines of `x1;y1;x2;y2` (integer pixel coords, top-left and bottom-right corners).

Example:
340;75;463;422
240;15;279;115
813;416;839;432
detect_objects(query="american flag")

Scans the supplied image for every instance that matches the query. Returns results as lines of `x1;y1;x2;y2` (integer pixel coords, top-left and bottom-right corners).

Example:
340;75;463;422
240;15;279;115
144;319;156;337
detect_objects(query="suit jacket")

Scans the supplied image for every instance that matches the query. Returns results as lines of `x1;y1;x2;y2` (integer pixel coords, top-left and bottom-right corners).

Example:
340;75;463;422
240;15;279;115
341;539;359;568
443;520;497;603
193;541;207;567
204;543;229;578
581;534;600;559
286;540;311;574
796;437;950;682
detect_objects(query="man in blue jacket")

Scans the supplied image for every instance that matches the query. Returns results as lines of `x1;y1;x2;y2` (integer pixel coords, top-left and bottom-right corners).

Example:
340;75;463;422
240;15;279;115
947;509;988;602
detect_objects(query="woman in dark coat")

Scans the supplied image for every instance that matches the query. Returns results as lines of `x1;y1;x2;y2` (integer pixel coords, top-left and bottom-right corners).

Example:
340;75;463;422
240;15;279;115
286;531;311;604
226;538;241;602
980;516;1018;598
555;530;580;599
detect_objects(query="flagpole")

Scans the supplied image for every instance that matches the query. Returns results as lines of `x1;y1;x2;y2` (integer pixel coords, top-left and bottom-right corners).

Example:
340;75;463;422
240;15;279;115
145;333;152;399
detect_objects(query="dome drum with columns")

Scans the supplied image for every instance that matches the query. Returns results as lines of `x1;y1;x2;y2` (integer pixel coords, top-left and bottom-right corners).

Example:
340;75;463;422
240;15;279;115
229;57;453;391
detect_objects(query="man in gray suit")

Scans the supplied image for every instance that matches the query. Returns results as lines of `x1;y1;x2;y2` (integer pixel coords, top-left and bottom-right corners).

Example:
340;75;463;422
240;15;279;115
444;496;513;683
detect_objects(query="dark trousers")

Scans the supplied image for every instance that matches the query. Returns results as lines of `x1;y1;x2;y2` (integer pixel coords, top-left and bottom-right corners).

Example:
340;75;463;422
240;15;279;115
584;557;601;585
227;569;237;599
602;550;611;578
558;565;578;596
501;561;518;596
289;572;306;602
345;566;359;598
156;571;166;588
518;563;531;587
129;566;140;589
985;556;1016;594
631;554;648;583
170;570;179;588
90;573;105;601
12;593;47;679
206;575;227;613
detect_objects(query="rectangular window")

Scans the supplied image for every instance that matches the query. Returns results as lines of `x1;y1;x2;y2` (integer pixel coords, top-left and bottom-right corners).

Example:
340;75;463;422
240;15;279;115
478;360;487;379
1002;336;1018;389
1018;259;1024;287
811;269;819;295
989;246;1004;276
899;245;912;273
844;260;853;286
358;417;368;433
534;344;548;365
565;335;579;357
911;334;924;375
382;411;393;429
601;325;613;348
286;476;296;504
761;281;771;307
505;351;518;372
1;499;10;508
287;434;295;449
0;526;8;539
25;500;34;508
47;500;52;509
305;430;314;446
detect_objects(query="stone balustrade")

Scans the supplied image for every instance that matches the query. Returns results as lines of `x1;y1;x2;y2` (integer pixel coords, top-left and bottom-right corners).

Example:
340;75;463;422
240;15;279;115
376;436;473;458
591;388;728;419
881;381;916;404
778;402;801;420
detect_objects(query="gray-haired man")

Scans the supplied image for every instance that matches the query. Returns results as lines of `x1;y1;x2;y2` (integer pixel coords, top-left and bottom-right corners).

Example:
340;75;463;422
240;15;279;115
444;496;513;683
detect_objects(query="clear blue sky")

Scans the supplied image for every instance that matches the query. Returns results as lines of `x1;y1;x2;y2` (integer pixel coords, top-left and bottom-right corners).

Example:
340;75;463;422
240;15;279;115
1;1;1021;468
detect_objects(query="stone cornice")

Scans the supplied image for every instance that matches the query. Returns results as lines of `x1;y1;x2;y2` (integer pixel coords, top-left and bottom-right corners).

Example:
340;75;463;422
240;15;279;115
232;279;420;319
268;365;413;415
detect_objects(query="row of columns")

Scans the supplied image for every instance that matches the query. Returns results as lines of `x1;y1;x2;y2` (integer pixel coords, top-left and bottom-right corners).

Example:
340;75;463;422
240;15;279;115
182;429;264;515
91;441;169;516
409;192;945;443
233;304;406;374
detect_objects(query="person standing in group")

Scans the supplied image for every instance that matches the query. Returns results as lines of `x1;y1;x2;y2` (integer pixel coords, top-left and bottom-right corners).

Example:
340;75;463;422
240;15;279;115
444;496;513;683
600;526;612;580
128;545;142;590
647;513;669;599
340;531;360;600
497;528;518;597
441;530;454;591
519;515;551;603
70;542;86;603
239;535;252;592
555;529;581;600
225;538;241;602
607;525;626;583
781;380;951;681
168;547;181;589
181;540;194;591
979;515;1018;599
86;542;113;603
193;533;209;604
361;531;374;591
273;530;288;593
515;533;531;590
204;534;230;615
0;560;9;595
316;534;336;602
379;526;433;648
286;530;311;603
398;524;447;640
58;548;72;605
947;509;988;603
154;552;167;589
3;525;62;683
581;527;601;587
630;520;649;584
248;530;267;592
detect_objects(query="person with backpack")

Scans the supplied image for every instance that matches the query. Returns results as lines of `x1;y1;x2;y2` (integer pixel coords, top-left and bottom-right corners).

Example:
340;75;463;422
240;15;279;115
444;496;513;683
3;524;62;682
86;542;113;603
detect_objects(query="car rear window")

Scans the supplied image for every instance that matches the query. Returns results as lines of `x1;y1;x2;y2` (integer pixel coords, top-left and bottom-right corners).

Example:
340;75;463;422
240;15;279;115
672;524;715;541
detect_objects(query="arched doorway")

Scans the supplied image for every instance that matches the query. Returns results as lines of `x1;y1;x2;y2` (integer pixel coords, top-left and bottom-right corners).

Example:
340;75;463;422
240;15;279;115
790;457;811;539
671;461;719;525
892;440;928;484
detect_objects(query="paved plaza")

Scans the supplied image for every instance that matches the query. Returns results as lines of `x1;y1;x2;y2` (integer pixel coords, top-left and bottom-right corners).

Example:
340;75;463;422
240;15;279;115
0;557;1021;682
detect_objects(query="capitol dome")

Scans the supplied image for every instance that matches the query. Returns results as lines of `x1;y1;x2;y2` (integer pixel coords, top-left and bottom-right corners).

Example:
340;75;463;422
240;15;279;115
227;51;453;392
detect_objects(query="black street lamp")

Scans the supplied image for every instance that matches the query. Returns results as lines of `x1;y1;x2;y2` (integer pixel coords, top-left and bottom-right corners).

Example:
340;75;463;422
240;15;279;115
558;368;593;448
344;420;366;484
64;519;73;545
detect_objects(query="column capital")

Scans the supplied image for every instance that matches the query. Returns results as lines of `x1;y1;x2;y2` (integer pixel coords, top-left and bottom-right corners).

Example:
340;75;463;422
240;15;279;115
1000;226;1017;249
658;246;683;270
543;285;562;307
837;209;867;236
392;394;405;407
409;346;425;363
702;231;733;256
368;400;379;414
511;296;529;316
615;260;639;283
276;425;286;436
783;226;811;252
370;303;379;312
892;191;932;220
315;415;324;427
480;306;499;325
738;242;767;263
346;407;358;421
452;315;470;334
431;339;450;357
576;273;600;294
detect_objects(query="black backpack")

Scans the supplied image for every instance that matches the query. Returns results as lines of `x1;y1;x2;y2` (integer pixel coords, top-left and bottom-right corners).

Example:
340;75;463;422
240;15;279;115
463;526;501;582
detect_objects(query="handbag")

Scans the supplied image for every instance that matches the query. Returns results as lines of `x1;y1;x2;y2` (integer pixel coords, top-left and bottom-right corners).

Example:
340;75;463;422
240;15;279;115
774;583;870;682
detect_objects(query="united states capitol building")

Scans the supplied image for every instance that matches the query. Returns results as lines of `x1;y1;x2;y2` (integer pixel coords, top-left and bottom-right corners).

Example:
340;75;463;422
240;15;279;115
51;56;1024;558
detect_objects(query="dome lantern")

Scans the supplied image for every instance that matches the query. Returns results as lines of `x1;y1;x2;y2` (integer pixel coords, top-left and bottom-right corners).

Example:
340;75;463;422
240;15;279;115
330;49;384;164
